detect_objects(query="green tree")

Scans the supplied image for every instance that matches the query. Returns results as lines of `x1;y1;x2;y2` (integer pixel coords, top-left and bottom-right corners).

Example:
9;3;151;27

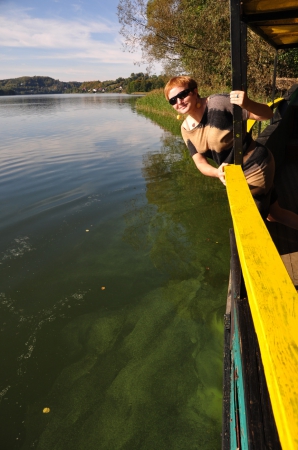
278;49;298;78
118;0;297;95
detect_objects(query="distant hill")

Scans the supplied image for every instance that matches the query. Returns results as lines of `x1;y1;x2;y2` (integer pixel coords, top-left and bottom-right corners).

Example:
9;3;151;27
0;76;81;95
0;74;167;96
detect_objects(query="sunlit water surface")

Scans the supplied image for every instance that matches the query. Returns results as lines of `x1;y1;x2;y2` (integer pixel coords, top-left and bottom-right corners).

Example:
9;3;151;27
0;94;231;449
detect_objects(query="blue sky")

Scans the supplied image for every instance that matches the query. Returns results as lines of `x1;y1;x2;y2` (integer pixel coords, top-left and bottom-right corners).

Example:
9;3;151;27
0;0;159;82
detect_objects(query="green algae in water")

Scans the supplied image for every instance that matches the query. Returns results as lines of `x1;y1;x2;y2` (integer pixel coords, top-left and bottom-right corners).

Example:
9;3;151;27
23;277;225;450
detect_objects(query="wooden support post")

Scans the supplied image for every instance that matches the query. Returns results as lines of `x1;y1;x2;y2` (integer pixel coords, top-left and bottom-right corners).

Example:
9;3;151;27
230;0;247;165
271;52;278;124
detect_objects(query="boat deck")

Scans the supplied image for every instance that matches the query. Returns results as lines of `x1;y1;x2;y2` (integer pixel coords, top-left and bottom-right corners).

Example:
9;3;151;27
267;154;298;287
254;88;298;287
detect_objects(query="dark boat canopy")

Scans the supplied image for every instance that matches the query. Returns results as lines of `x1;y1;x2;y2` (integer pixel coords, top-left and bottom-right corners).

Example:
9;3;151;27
241;0;298;49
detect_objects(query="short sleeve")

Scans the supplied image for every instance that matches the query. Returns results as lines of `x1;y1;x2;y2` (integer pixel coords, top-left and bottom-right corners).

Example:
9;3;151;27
185;139;198;157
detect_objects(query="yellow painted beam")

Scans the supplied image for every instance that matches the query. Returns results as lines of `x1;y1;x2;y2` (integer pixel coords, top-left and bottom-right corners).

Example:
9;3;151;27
225;164;298;450
247;97;284;133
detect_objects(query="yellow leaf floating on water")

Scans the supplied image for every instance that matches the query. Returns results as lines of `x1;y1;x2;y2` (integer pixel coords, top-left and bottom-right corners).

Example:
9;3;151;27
101;286;105;290
86;230;89;232
43;407;50;413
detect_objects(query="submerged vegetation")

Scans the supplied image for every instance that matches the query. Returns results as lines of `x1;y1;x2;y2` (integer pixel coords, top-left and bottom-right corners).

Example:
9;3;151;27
24;282;225;450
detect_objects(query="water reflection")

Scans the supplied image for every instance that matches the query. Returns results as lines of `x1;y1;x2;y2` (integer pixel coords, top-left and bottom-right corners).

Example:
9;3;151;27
125;133;231;279
0;94;140;118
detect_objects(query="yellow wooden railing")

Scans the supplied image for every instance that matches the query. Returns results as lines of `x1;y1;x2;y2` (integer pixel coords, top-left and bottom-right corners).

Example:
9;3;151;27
225;165;298;450
247;97;284;133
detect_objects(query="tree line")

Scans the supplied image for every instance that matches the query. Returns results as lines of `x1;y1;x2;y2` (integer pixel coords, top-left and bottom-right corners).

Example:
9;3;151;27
0;74;167;96
80;73;167;93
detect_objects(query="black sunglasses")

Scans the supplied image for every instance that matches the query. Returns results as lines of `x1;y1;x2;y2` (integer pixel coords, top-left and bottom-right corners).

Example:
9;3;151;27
169;88;192;105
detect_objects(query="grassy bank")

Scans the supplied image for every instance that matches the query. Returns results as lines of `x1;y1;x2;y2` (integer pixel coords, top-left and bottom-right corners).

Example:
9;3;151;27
135;89;174;116
135;89;181;135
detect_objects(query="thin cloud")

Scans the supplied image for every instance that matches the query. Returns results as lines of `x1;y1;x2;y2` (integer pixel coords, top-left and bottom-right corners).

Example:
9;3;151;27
71;3;83;12
0;10;143;66
0;12;118;49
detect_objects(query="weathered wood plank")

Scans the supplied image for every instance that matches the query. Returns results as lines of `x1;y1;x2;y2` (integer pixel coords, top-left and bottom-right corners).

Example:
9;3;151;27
225;164;298;450
267;158;298;261
281;252;298;286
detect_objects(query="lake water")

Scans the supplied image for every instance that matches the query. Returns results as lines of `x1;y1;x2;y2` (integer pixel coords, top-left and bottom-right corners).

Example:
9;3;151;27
0;94;232;449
